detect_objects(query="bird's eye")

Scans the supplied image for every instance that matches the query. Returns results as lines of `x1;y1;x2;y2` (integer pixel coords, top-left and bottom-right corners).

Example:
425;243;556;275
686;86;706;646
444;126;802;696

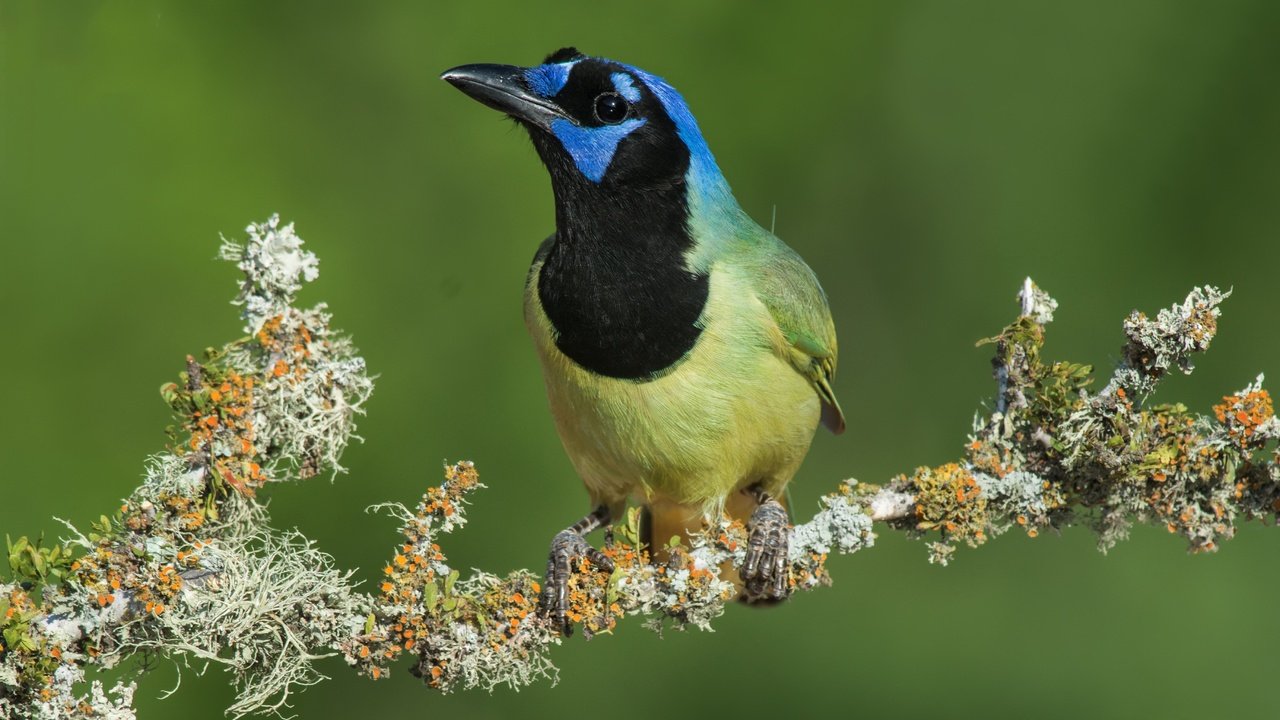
593;93;629;124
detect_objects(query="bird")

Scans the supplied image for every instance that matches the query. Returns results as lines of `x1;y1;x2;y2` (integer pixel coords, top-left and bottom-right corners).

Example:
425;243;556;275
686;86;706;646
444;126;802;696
442;48;844;634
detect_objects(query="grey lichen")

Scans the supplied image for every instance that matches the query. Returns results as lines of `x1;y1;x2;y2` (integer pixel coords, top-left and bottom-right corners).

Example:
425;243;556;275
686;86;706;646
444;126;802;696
975;471;1049;530
791;481;876;558
219;215;320;336
1105;285;1229;400
29;666;136;720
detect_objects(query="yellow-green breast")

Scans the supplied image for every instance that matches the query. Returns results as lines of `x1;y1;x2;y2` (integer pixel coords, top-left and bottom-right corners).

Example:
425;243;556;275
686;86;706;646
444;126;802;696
525;250;821;523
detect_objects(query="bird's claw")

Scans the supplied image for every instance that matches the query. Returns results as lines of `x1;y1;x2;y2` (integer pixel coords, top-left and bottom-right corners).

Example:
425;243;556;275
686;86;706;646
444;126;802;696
742;498;791;602
539;529;614;636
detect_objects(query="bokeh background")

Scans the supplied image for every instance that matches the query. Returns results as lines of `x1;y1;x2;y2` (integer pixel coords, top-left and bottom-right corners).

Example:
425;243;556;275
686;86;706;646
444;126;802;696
3;2;1279;718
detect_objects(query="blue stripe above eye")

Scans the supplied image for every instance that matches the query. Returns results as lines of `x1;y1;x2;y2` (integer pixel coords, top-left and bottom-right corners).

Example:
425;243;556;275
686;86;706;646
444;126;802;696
551;117;647;183
610;72;641;102
524;62;575;97
623;64;735;218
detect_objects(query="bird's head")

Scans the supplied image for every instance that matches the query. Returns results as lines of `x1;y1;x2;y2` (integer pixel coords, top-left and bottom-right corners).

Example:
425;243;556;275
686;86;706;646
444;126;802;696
442;48;734;212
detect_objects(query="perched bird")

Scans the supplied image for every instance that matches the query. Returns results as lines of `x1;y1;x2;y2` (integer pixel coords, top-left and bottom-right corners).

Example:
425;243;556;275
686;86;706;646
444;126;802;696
442;48;844;633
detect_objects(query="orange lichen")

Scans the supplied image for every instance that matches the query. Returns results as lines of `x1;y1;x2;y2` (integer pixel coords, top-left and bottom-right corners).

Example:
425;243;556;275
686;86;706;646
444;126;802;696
909;463;990;547
163;353;268;499
1214;388;1274;448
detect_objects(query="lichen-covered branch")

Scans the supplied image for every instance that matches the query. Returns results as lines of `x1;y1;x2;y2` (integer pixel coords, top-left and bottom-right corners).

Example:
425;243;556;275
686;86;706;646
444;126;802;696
3;216;1276;718
2;216;374;719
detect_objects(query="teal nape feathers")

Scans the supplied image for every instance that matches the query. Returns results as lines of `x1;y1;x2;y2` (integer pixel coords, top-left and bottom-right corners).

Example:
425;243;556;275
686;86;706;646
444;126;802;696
443;48;844;635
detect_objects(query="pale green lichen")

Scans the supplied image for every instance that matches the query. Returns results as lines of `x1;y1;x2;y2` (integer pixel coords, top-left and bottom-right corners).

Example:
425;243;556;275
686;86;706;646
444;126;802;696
135;530;366;718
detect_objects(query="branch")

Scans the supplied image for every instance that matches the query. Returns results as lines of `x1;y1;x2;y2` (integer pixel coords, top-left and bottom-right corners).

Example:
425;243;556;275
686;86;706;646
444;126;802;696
2;216;1276;718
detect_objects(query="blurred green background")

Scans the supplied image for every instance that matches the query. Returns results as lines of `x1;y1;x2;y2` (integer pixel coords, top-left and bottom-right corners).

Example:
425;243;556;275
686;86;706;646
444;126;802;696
3;1;1279;718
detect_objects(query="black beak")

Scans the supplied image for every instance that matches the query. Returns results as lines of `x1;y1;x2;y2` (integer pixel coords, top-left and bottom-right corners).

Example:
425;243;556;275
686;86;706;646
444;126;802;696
441;63;567;130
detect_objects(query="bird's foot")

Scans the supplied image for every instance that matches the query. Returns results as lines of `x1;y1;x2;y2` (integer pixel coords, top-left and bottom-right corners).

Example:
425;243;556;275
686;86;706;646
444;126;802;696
539;508;614;636
741;490;791;603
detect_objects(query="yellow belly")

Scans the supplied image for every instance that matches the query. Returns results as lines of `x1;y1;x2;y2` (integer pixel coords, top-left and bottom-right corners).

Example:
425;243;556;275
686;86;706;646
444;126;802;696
525;260;821;524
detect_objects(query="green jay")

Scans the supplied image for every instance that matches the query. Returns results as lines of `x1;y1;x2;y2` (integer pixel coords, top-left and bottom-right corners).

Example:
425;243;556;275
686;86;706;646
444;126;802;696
443;48;844;634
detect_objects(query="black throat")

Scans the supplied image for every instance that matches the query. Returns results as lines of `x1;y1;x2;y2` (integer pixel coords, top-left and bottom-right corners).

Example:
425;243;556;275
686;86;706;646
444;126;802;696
535;176;709;380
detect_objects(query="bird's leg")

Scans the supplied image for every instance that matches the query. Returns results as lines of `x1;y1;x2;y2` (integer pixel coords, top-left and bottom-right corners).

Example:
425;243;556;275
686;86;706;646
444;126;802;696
741;484;791;601
539;505;615;636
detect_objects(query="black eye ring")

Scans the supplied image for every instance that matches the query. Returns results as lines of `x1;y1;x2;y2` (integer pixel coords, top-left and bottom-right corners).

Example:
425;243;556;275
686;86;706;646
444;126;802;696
593;92;629;125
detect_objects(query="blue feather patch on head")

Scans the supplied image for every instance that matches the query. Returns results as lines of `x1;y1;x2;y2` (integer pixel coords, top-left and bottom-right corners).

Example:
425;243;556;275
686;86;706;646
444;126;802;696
610;72;641;102
551;117;647;183
622;65;732;210
524;62;575;98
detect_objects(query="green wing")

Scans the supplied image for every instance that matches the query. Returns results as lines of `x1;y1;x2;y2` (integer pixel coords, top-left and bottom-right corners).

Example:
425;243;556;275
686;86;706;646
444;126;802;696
746;234;846;434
